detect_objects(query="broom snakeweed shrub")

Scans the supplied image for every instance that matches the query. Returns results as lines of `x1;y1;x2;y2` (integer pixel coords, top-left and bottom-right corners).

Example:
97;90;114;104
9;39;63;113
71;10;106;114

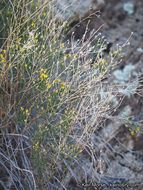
0;0;142;189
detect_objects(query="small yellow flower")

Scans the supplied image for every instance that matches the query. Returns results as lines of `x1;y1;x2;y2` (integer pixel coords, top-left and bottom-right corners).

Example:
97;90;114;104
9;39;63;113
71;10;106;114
57;79;61;82
43;12;46;16
113;50;118;54
44;74;48;78
61;44;64;48
130;131;134;136
43;149;46;153
48;84;51;88
0;54;4;58
62;62;64;66
25;109;29;114
24;119;27;123
61;82;66;89
1;59;5;63
31;22;35;27
69;54;72;57
20;48;24;52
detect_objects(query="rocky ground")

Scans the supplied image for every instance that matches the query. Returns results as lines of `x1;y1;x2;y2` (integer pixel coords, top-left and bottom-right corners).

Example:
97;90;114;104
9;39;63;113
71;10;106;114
63;0;143;189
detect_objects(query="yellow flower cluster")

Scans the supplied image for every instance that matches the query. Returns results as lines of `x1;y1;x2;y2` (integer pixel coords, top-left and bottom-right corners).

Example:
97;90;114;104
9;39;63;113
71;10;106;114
61;82;66;89
20;107;30;124
61;53;73;66
40;68;48;80
102;59;108;65
0;53;5;63
60;144;82;159
33;141;39;151
125;117;141;136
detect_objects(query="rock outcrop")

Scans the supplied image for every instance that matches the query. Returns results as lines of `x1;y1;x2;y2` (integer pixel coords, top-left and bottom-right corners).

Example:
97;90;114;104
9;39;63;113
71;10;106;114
51;0;105;22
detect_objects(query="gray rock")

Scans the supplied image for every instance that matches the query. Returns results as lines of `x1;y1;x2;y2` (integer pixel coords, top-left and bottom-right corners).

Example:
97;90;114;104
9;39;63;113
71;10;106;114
113;64;135;82
51;0;105;22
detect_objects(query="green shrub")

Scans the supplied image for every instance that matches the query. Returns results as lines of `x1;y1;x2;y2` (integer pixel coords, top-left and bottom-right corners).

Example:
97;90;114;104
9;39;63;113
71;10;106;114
0;0;127;189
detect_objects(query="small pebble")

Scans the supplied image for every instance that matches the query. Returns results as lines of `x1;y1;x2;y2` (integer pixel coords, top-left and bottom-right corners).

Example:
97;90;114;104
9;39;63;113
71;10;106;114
137;48;143;53
123;2;134;15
